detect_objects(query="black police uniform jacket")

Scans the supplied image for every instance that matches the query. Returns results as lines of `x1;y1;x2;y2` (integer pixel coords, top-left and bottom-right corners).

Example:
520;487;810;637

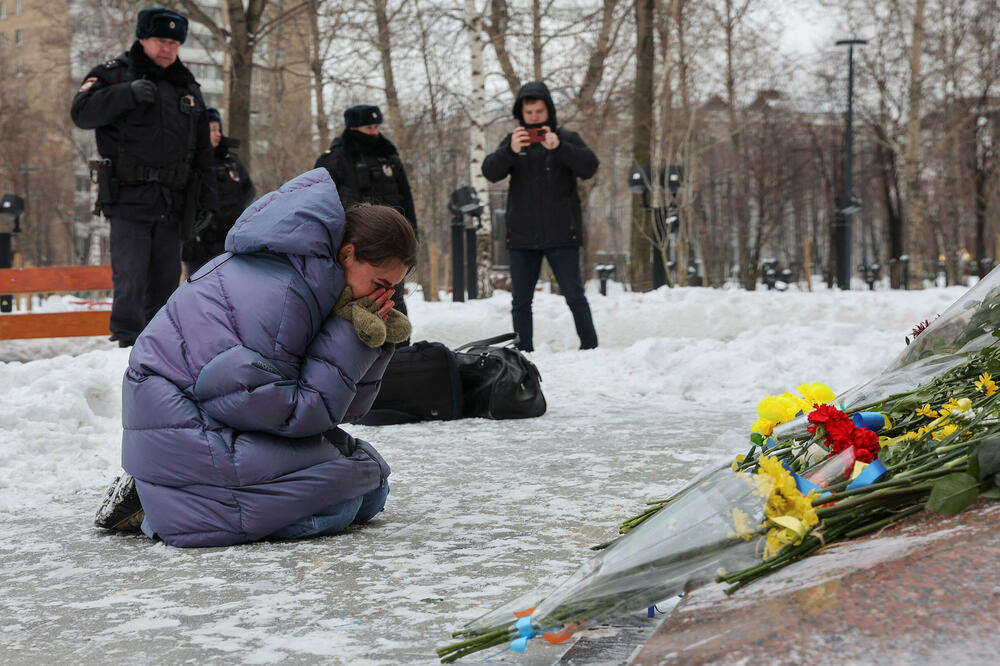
183;139;256;265
481;82;599;250
314;130;417;231
71;41;216;223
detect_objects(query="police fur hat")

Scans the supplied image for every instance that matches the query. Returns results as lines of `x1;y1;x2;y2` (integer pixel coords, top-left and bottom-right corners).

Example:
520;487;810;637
206;107;222;127
136;8;188;44
344;105;383;128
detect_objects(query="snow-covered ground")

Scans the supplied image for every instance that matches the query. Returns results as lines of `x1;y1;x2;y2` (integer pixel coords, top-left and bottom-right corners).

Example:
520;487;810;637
0;281;967;664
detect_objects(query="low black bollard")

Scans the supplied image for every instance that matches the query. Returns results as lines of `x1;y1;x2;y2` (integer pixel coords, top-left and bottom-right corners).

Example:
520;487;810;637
595;263;616;296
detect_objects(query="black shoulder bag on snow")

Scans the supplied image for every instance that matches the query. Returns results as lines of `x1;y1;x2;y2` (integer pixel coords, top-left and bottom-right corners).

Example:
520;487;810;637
454;333;546;420
353;341;463;425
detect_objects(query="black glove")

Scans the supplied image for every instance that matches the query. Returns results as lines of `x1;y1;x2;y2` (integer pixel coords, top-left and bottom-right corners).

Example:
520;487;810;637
130;79;157;105
193;210;214;236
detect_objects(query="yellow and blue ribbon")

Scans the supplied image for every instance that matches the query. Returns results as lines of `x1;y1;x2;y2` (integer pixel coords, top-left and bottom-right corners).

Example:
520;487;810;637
792;472;831;500
852;412;892;432
846;459;888;490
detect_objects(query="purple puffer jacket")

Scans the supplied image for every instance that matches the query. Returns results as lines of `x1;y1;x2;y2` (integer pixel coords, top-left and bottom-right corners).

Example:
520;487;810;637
121;168;392;547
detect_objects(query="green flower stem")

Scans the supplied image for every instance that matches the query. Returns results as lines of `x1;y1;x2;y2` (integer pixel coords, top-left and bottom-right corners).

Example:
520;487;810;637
722;528;846;593
894;453;969;479
811;461;966;506
842;505;925;539
437;628;513;663
814;483;934;519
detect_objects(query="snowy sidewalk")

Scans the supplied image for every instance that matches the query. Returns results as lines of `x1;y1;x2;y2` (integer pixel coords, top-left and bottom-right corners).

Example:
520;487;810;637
0;285;971;664
0;404;730;665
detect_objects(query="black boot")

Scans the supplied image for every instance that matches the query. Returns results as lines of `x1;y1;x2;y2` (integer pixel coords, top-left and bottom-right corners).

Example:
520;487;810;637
94;472;144;531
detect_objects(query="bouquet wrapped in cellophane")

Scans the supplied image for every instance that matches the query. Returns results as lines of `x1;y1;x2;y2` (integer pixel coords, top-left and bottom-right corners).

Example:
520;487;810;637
438;464;806;662
438;272;1000;662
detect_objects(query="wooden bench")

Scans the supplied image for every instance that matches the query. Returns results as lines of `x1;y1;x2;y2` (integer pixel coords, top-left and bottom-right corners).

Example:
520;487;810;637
0;265;113;339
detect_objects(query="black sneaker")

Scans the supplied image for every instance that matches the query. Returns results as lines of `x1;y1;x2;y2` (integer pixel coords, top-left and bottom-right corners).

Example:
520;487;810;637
94;472;144;531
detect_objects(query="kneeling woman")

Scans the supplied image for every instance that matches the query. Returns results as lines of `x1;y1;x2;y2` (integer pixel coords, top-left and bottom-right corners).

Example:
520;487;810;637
101;168;416;547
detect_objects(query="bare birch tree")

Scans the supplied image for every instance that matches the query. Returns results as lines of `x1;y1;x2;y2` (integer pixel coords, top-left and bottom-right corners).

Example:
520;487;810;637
465;0;494;297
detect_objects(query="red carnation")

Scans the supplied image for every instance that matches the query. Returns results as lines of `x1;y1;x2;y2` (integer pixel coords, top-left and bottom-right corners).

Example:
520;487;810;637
807;404;848;435
826;419;856;453
851;427;881;463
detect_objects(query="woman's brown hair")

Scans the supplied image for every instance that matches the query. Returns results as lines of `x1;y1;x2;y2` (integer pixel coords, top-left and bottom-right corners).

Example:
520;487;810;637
342;203;418;270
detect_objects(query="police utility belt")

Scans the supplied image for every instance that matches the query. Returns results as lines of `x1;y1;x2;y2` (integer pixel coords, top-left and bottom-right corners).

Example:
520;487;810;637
115;160;191;190
89;158;191;215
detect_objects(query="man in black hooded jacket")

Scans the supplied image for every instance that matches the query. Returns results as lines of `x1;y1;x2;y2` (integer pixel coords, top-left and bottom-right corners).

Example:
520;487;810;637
71;7;215;347
315;105;417;317
482;81;600;352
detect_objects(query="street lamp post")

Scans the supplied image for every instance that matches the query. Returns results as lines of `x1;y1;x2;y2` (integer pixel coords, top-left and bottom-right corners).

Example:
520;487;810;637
834;39;866;290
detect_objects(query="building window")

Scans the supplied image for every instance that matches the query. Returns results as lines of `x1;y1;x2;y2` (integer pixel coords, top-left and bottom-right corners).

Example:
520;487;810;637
15;28;21;47
0;32;6;48
15;58;22;76
188;62;223;82
0;2;6;19
14;0;19;16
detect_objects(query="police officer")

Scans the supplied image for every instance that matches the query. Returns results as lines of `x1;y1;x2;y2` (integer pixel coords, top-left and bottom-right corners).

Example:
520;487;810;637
71;7;215;348
182;108;255;277
315;105;417;317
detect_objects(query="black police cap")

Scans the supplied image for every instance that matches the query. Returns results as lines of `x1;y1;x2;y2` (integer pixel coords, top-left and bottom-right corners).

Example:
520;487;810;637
344;105;383;128
136;8;188;44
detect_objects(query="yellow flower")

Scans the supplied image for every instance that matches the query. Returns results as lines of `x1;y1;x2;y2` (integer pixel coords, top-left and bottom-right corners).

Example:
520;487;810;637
797;382;835;409
731;454;746;472
915;403;938;419
939;397;972;416
755;455;819;559
932;424;958;441
751;418;775;436
975;372;998;397
757;394;802;424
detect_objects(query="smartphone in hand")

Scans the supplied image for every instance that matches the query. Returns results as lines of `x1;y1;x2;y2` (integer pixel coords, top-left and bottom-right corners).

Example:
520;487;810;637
524;128;547;143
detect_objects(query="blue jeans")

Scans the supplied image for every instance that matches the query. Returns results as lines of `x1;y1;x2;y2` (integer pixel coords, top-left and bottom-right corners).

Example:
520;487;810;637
269;484;390;540
509;247;598;352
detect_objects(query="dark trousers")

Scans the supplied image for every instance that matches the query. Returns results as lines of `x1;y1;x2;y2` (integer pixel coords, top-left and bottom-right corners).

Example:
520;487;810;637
109;216;181;344
509;246;598;352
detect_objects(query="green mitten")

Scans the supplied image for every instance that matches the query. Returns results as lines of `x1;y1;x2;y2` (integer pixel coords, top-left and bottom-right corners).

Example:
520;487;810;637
384;308;412;344
334;287;388;347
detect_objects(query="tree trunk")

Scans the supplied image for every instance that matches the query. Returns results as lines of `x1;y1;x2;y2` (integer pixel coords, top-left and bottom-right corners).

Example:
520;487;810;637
415;0;442;300
224;0;264;171
631;0;655;291
576;0;619;116
486;0;520;97
307;0;329;150
532;0;543;80
465;0;493;297
722;0;754;290
373;0;404;136
902;0;927;288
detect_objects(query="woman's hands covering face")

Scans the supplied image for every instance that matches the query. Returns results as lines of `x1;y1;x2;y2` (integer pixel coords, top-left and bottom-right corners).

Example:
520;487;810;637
369;287;396;321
